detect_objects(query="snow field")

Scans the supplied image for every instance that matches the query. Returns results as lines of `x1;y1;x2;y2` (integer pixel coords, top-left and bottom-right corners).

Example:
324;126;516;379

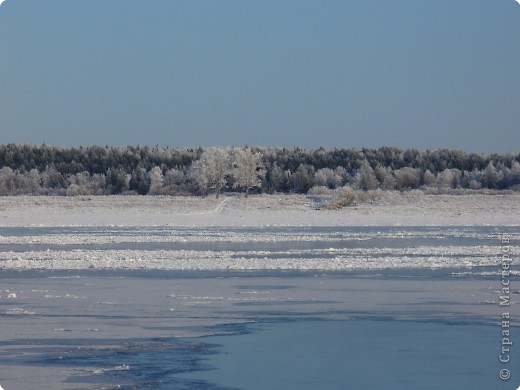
0;193;518;227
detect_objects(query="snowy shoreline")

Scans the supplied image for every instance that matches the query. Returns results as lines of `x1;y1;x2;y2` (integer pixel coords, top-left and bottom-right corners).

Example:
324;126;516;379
0;192;519;227
0;193;518;271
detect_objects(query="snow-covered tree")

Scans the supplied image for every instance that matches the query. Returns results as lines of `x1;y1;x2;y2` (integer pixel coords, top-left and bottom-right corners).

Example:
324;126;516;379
129;167;150;195
394;167;421;190
66;172;106;196
335;166;351;186
498;161;520;189
291;164;315;193
266;163;284;193
509;161;520;188
189;148;231;198
68;172;90;188
314;168;343;189
0;167;16;195
436;169;461;189
106;168;129;194
163;168;188;195
89;174;107;195
353;160;378;191
40;166;66;191
232;148;266;197
148;166;164;195
164;168;185;187
480;162;500;189
26;169;41;193
423;170;436;187
374;165;396;190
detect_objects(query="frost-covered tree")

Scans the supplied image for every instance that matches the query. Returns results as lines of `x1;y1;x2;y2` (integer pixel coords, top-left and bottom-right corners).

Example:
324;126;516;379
163;168;188;195
334;166;351;186
314;168;343;189
68;172;90;188
148;166;164;195
164;168;184;187
480;162;500;189
394;167;421;190
374;165;396;190
106;168;128;194
66;172;106;196
0;144;519;195
188;162;208;196
89;174;107;195
291;164;315;193
353;160;378;191
189;148;231;198
26;169;41;193
232;148;266;197
129;167;150;195
509;161;520;188
497;161;520;189
41;166;66;191
0;167;16;195
266;163;284;193
313;168;332;188
423;170;436;187
436;169;461;189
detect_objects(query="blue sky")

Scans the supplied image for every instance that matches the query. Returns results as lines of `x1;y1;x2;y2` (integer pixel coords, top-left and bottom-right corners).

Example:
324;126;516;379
0;0;519;153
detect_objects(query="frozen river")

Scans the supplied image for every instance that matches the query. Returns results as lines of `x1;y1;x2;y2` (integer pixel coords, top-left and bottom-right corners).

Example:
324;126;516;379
0;226;518;271
0;226;518;389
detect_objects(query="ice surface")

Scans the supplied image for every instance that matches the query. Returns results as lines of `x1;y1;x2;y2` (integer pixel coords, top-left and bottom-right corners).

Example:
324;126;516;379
0;271;513;389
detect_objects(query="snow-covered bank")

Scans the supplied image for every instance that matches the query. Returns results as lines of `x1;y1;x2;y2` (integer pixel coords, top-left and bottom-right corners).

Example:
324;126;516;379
0;192;519;227
0;194;517;271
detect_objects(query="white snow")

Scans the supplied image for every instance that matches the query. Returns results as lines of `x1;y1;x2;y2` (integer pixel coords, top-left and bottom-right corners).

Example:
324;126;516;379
0;193;517;271
0;193;518;227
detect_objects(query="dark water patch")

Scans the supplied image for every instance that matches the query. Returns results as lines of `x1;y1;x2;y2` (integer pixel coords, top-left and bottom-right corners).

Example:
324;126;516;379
183;319;510;390
1;337;224;389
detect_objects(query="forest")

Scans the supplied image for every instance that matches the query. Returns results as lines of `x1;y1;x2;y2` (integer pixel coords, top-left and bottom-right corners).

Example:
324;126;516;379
0;144;519;196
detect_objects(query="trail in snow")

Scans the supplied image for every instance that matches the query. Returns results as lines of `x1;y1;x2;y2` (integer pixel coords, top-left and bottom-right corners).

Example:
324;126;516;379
214;197;230;214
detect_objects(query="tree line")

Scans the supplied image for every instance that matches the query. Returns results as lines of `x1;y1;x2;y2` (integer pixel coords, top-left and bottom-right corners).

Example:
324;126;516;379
0;144;519;196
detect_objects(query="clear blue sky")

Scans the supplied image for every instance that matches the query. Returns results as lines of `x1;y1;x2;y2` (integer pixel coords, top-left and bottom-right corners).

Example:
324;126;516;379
0;0;519;153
